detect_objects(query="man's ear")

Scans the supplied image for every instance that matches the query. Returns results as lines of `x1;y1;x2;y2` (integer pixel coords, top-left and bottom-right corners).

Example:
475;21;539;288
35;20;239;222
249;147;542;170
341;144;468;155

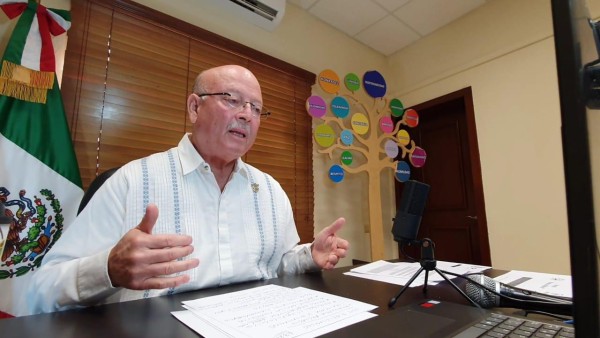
187;94;198;123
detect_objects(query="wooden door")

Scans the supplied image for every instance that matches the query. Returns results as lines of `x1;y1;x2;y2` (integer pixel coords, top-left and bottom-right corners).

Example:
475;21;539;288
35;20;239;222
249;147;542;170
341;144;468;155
395;88;491;265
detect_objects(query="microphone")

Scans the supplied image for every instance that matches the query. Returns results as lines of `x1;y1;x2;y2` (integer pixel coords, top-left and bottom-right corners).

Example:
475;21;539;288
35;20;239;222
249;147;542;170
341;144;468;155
391;180;430;244
465;274;573;316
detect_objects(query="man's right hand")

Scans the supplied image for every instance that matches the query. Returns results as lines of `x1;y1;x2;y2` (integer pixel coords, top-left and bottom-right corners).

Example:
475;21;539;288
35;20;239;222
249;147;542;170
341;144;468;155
107;203;200;290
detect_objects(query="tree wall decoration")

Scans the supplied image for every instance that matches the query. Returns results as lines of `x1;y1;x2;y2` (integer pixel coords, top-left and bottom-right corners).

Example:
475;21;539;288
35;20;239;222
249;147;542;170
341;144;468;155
307;69;427;260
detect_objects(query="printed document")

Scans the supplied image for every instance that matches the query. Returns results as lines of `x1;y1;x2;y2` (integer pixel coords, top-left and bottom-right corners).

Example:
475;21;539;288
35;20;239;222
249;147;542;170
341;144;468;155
172;284;377;338
494;270;572;299
344;260;490;286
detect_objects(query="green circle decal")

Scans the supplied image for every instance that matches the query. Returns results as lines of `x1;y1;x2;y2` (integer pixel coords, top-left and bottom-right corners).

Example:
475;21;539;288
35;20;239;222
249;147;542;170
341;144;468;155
314;124;336;147
341;151;353;165
344;73;360;92
390;98;404;117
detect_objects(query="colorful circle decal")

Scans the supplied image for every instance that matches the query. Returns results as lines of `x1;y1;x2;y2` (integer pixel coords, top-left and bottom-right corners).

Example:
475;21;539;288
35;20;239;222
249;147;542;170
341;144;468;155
363;70;386;98
396;129;410;146
404;108;419;127
318;69;340;94
314;124;336;147
379;116;394;134
306;95;327;118
410;147;427;168
351;113;369;135
341;151;353;165
331;96;350;118
390;98;404;117
395;161;411;182
329;164;344;183
340;130;354;145
344;73;360;92
384;140;399;158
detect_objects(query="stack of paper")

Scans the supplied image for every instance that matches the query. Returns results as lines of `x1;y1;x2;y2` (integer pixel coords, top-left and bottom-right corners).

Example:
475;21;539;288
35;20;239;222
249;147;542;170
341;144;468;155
494;270;572;299
344;260;490;286
172;284;378;338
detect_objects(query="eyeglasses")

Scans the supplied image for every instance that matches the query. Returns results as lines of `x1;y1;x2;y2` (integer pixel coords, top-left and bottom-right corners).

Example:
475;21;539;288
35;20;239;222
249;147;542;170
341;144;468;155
196;92;270;119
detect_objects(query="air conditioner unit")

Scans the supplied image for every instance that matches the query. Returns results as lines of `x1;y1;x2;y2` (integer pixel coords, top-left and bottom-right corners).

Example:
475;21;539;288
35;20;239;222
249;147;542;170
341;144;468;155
209;0;286;31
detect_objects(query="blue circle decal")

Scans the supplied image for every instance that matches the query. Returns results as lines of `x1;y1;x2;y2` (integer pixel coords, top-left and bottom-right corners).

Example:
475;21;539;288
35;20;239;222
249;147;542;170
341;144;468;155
329;164;345;183
331;96;350;118
340;130;354;145
395;161;411;182
363;70;386;98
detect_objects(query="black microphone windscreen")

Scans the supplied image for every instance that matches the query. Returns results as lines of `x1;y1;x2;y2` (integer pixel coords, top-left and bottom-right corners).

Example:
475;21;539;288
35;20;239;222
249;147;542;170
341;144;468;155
392;180;430;242
465;275;499;308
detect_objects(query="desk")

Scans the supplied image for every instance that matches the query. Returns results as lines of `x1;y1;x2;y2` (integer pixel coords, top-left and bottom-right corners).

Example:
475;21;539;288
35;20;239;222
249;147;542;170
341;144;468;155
0;265;505;338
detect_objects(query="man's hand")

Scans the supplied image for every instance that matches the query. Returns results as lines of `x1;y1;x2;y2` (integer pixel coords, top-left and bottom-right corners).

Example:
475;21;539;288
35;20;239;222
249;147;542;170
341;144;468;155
311;217;349;270
108;204;200;290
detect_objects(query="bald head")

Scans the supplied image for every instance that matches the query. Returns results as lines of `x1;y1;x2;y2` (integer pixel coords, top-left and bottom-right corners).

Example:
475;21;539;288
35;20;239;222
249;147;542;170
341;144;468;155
193;65;261;97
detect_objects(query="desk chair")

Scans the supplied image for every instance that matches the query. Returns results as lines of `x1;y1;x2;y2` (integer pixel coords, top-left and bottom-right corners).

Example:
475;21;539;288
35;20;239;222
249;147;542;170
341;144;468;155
77;167;120;215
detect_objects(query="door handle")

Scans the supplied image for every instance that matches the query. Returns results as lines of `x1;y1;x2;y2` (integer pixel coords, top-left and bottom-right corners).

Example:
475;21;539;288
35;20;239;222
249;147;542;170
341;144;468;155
466;215;478;220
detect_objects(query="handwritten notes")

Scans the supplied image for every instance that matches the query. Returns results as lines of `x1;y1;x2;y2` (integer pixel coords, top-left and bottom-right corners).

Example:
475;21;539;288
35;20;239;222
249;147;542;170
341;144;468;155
172;285;377;338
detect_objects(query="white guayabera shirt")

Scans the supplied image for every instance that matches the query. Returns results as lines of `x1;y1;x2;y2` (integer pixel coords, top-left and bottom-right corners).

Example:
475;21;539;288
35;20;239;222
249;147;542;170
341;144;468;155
28;134;317;314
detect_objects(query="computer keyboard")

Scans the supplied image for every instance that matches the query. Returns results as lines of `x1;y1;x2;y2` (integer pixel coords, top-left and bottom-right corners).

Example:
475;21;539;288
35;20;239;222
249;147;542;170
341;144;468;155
453;312;574;338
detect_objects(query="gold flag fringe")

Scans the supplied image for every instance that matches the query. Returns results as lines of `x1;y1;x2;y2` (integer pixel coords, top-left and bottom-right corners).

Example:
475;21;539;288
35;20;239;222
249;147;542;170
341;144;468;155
0;60;54;104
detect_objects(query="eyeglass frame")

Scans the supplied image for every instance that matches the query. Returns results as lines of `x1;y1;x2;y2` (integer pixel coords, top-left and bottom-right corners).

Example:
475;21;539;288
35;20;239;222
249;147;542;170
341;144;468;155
195;92;271;119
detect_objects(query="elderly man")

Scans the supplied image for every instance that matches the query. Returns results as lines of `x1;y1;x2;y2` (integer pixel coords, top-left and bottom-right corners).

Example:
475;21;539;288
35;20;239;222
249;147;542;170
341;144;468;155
29;65;349;313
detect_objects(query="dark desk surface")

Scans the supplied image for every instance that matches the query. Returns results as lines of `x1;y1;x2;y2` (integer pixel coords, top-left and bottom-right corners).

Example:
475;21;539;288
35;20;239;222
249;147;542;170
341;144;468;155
0;265;506;338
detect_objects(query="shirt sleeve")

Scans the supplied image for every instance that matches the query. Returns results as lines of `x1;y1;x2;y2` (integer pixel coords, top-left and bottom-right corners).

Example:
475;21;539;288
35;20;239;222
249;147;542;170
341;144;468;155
27;169;129;314
277;243;320;275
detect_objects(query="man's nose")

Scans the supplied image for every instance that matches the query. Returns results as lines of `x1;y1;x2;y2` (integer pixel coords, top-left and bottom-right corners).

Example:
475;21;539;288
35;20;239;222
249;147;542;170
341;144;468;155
237;102;254;120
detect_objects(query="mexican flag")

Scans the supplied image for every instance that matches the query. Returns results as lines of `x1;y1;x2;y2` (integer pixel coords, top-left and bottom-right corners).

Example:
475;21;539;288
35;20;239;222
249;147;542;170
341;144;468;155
0;1;82;316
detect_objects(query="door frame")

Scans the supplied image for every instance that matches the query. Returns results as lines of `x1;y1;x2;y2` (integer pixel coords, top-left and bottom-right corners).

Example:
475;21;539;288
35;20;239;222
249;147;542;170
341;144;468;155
398;87;491;265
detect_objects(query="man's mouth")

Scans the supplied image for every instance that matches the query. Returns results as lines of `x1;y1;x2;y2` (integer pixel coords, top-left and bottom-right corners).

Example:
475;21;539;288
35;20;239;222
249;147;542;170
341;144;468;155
229;129;247;138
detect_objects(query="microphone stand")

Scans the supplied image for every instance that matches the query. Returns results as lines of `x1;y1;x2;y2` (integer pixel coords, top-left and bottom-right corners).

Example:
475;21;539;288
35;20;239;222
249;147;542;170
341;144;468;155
388;238;480;308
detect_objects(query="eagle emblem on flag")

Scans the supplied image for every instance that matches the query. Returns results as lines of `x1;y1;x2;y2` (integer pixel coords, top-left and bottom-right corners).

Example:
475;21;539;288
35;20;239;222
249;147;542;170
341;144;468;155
0;188;65;278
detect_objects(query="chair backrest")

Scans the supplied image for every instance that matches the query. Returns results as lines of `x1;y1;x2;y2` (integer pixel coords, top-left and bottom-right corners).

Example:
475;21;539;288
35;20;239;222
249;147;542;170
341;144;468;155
77;167;120;215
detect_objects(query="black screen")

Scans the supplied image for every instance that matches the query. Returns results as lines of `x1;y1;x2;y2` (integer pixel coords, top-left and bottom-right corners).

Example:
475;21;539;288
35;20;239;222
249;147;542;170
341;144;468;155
551;0;600;336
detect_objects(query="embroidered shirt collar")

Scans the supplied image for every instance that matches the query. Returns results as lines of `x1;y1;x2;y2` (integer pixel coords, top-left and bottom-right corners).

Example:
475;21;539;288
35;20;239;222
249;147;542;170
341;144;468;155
177;133;249;179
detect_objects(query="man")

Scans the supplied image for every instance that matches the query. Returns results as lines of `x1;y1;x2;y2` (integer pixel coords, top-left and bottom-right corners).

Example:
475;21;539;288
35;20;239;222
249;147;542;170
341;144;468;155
28;65;349;313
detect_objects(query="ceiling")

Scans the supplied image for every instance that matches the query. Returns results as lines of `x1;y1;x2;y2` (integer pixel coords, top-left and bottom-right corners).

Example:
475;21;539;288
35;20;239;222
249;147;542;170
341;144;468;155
286;0;487;56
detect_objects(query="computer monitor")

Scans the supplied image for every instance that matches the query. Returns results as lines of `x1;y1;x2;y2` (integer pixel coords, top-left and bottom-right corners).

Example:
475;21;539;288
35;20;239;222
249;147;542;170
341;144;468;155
551;0;600;336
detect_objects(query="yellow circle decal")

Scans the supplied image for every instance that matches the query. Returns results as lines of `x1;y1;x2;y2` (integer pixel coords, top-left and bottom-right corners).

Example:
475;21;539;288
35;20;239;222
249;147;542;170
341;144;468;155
318;69;341;94
351;113;369;135
396;129;410;146
314;124;336;147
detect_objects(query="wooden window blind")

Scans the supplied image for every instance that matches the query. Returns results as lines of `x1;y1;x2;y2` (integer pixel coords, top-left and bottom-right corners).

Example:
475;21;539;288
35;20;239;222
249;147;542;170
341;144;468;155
61;0;315;243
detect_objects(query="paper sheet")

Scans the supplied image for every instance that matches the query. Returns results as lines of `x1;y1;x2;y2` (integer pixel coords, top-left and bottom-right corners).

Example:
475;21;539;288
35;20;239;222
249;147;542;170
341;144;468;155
494;270;572;299
345;260;490;287
172;285;378;338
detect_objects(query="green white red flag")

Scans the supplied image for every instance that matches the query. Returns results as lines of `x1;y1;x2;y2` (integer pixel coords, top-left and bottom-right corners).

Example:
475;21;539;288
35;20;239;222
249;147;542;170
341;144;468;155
0;0;82;316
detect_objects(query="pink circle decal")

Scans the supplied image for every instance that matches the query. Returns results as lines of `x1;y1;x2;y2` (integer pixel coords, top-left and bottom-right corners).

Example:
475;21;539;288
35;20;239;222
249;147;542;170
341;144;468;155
410;147;427;167
384;140;399;158
379;116;394;134
306;95;327;118
404;109;419;127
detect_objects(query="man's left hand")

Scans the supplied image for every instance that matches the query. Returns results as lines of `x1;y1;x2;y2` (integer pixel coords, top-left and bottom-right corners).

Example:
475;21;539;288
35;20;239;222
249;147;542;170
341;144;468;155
312;217;349;269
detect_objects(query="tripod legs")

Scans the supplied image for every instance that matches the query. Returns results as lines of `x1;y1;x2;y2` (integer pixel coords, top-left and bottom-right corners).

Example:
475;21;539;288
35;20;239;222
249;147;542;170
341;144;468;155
388;266;481;308
389;238;480;308
388;266;425;307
